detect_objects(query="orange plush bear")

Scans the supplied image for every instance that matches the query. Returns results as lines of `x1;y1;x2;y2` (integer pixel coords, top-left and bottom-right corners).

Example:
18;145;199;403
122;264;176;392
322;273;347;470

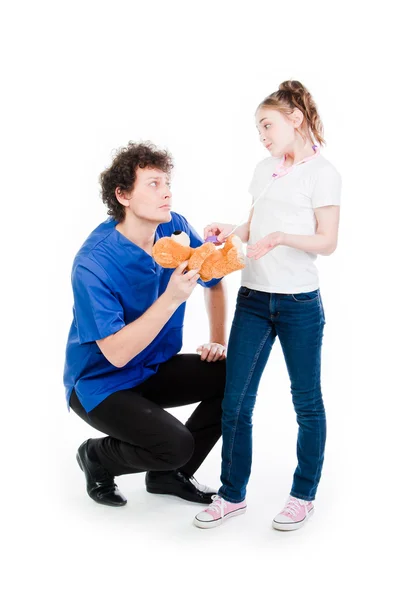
152;230;245;282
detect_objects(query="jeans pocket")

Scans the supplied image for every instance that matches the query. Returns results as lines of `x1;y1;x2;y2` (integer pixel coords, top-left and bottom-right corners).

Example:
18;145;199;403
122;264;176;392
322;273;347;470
291;289;319;303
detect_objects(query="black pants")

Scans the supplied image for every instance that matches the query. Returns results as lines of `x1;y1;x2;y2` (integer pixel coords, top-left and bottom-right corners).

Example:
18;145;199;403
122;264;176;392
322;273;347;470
70;354;225;478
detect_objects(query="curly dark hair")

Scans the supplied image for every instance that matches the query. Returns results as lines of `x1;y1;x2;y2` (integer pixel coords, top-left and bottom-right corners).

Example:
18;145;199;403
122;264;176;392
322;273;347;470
100;141;174;221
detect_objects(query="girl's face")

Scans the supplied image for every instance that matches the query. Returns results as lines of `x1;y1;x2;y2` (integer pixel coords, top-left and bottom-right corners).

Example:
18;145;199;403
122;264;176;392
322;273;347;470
255;107;299;157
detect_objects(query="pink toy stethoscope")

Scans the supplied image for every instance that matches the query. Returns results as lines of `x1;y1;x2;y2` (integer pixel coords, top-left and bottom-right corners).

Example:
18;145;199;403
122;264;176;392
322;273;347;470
205;145;320;243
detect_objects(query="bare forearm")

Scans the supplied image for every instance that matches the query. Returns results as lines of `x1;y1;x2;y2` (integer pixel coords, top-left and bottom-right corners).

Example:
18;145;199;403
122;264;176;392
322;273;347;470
282;232;337;256
97;293;179;368
204;280;228;345
235;222;250;243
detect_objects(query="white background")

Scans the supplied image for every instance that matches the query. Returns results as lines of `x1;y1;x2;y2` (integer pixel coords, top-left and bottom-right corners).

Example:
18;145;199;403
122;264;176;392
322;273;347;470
2;1;399;598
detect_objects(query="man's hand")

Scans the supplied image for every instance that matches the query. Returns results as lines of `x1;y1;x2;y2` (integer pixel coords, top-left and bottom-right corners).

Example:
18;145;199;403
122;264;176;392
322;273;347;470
196;342;227;362
164;261;200;306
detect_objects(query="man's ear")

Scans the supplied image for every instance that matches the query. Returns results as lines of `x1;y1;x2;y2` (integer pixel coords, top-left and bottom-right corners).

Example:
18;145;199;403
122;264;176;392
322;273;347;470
290;108;304;129
115;187;130;207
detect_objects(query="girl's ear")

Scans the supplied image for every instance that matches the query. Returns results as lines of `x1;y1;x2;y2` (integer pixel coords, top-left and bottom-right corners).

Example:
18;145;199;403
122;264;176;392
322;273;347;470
290;108;304;129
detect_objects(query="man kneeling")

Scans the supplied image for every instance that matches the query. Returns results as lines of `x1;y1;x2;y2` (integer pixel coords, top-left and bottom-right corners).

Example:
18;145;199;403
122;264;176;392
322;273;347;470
63;142;227;507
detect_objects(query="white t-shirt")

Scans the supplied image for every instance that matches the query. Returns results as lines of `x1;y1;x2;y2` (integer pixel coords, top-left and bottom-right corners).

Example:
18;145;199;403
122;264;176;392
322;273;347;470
241;154;342;294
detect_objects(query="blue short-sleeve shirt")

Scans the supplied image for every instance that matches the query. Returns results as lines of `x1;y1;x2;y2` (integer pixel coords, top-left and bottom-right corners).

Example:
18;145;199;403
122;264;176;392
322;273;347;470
63;212;222;412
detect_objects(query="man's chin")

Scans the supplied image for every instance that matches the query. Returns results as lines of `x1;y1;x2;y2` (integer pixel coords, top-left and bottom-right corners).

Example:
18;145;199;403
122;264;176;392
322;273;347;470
154;211;172;225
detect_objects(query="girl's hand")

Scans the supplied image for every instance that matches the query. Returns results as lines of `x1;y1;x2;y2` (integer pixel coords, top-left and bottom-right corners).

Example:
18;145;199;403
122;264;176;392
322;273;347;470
203;223;236;245
247;232;285;259
196;342;227;362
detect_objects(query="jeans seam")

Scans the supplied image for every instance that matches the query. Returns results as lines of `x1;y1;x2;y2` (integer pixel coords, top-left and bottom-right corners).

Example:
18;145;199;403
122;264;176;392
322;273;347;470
224;324;273;484
290;298;325;500
303;324;324;499
317;289;326;324
290;292;319;303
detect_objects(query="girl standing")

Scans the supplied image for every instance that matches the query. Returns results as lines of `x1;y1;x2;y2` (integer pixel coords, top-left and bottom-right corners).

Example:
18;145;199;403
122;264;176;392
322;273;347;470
194;80;341;531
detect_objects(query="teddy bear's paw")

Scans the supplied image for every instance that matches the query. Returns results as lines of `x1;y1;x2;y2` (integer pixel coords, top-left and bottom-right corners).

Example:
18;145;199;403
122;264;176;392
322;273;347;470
223;246;246;274
223;234;243;253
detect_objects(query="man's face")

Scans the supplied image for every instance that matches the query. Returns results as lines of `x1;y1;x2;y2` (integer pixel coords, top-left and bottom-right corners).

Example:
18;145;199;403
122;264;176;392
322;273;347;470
121;167;172;224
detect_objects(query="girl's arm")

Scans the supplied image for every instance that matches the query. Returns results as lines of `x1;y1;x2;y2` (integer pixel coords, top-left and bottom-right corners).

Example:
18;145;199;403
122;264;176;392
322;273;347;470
204;200;255;244
234;207;253;243
247;206;340;259
282;206;340;256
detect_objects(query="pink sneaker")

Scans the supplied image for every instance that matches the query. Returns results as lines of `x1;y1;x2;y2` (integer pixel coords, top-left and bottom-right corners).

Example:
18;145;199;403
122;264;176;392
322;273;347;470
193;494;247;529
272;495;314;531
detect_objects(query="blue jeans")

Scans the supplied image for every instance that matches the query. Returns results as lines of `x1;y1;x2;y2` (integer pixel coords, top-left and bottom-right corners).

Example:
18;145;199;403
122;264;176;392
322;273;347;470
218;287;326;503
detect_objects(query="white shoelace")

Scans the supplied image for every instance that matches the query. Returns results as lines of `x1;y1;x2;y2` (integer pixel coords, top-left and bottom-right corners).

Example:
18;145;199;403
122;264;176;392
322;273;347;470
283;497;308;518
207;494;228;517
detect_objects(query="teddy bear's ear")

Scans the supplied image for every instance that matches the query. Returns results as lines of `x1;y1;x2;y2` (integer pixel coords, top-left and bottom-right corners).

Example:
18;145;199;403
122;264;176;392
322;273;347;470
152;235;191;269
171;231;190;246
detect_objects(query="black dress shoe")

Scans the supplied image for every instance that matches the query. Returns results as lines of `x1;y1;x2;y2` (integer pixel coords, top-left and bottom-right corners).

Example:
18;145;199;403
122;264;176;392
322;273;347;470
145;470;217;504
76;440;127;507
